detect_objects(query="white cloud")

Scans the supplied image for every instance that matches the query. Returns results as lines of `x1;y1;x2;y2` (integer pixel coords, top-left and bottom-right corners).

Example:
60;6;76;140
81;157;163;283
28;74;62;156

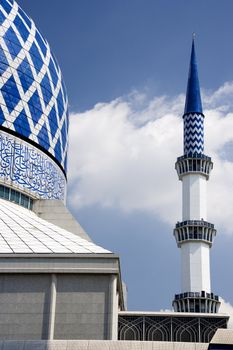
219;298;233;328
68;82;233;234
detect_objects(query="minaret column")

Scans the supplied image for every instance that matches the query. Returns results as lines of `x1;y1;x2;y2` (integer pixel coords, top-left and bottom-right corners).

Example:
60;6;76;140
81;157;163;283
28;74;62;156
182;172;207;221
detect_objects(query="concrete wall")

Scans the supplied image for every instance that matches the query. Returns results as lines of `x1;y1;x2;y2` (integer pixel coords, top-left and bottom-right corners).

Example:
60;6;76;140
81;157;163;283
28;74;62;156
0;274;50;340
55;274;111;340
0;273;116;340
33;200;91;241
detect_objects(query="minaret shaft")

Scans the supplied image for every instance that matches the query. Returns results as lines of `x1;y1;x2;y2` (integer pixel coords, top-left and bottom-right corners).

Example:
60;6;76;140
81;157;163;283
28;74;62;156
181;241;211;293
181;171;210;294
182;173;207;221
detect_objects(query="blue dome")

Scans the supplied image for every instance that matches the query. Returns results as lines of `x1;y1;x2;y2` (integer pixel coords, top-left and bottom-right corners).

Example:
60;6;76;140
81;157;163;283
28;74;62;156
0;0;69;173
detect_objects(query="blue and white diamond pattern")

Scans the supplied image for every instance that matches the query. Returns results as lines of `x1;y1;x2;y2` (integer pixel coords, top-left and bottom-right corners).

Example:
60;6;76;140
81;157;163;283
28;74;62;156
184;113;204;155
0;0;69;172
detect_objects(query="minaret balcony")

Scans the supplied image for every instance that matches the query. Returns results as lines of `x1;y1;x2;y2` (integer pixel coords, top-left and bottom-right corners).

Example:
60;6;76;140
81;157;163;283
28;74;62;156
174;220;216;247
173;291;220;313
176;154;213;180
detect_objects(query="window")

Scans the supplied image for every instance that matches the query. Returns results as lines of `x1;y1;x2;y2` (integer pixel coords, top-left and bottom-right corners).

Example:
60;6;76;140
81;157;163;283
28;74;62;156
0;184;33;209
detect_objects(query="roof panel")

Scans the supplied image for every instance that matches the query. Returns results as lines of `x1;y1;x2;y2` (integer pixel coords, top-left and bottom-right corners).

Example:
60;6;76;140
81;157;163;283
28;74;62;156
0;198;112;255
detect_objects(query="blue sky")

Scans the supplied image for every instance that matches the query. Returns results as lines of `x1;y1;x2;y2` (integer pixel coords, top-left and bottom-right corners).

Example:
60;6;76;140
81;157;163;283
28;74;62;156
18;0;233;111
18;0;233;314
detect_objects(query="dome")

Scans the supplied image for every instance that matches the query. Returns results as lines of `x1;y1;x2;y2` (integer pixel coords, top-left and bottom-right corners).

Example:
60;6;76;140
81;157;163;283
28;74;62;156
0;0;69;200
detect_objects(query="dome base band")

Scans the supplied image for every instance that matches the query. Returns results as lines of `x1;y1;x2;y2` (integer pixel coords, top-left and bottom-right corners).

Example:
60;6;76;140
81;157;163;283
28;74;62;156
0;124;67;180
0;130;66;200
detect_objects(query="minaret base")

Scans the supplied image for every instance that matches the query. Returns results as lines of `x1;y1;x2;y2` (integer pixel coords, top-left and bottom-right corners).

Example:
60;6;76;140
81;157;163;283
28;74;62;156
173;291;220;313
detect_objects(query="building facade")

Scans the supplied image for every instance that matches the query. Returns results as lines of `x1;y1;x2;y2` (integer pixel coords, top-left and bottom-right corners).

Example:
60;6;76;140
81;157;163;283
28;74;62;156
0;0;125;341
0;0;229;345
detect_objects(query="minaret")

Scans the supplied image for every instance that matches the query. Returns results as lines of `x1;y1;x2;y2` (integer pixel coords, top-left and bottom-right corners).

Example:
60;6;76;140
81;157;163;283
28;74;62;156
173;36;220;313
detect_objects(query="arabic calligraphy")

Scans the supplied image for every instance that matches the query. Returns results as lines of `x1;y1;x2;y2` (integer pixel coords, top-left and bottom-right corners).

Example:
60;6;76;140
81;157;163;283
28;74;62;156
0;132;66;200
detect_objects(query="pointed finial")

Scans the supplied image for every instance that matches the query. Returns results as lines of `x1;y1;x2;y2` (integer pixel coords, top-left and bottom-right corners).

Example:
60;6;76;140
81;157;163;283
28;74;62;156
192;32;196;40
184;35;203;115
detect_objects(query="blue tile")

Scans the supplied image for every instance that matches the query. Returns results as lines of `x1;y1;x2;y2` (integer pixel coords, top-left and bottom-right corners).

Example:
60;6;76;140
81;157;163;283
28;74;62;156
29;42;43;73
28;90;42;126
0;47;8;65
49;57;58;88
2;75;21;112
35;30;47;57
14;14;30;42
57;89;64;120
4;27;22;58
0;10;6;26
17;57;34;93
0;47;8;75
54;137;62;163
48;106;58;139
40;72;52;106
0;62;8;76
18;7;31;29
37;122;50;150
1;0;12;14
13;109;31;137
0;107;5;125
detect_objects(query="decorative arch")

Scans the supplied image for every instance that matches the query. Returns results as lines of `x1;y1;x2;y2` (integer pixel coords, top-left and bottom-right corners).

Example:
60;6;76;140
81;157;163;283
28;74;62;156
119;324;141;341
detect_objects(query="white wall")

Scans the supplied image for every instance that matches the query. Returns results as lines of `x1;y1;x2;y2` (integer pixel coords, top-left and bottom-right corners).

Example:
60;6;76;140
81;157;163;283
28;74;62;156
182;174;207;221
181;241;211;292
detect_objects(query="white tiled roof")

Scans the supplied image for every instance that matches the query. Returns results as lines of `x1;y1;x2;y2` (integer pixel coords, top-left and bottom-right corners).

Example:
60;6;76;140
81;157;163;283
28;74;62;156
211;329;233;344
0;198;111;254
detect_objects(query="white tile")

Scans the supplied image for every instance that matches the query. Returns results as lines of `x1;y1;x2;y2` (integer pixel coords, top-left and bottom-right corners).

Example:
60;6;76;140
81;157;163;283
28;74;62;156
0;198;111;255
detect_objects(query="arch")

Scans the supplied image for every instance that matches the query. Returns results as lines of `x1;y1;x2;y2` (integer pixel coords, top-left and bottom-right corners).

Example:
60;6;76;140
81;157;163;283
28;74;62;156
119;324;141;341
180;329;192;342
174;323;197;343
147;324;169;341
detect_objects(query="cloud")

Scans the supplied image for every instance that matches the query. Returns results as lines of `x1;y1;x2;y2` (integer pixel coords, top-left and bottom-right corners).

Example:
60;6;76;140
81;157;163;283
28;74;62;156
67;82;233;234
219;298;233;328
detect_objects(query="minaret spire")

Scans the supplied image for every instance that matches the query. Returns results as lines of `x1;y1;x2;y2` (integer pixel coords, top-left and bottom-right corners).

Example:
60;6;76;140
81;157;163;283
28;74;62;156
183;37;204;156
184;34;203;115
172;37;220;314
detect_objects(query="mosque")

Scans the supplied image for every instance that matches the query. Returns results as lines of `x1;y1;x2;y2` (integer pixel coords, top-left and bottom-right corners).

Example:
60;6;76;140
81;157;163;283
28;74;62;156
0;0;232;349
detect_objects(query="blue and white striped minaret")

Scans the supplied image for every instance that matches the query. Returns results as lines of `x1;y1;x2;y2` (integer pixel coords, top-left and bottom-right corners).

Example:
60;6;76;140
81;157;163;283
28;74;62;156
173;36;220;313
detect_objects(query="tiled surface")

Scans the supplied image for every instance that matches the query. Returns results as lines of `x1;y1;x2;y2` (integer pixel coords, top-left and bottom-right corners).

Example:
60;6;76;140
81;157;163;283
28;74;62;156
0;340;210;350
184;113;204;155
0;198;111;254
0;0;69;171
211;329;233;344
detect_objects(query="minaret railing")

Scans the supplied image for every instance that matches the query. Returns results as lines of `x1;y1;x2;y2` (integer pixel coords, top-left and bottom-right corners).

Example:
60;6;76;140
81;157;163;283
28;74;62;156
175;154;213;180
174;220;216;247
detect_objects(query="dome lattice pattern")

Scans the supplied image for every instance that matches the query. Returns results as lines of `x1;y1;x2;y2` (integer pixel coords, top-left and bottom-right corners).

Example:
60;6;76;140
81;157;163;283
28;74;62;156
0;0;69;172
